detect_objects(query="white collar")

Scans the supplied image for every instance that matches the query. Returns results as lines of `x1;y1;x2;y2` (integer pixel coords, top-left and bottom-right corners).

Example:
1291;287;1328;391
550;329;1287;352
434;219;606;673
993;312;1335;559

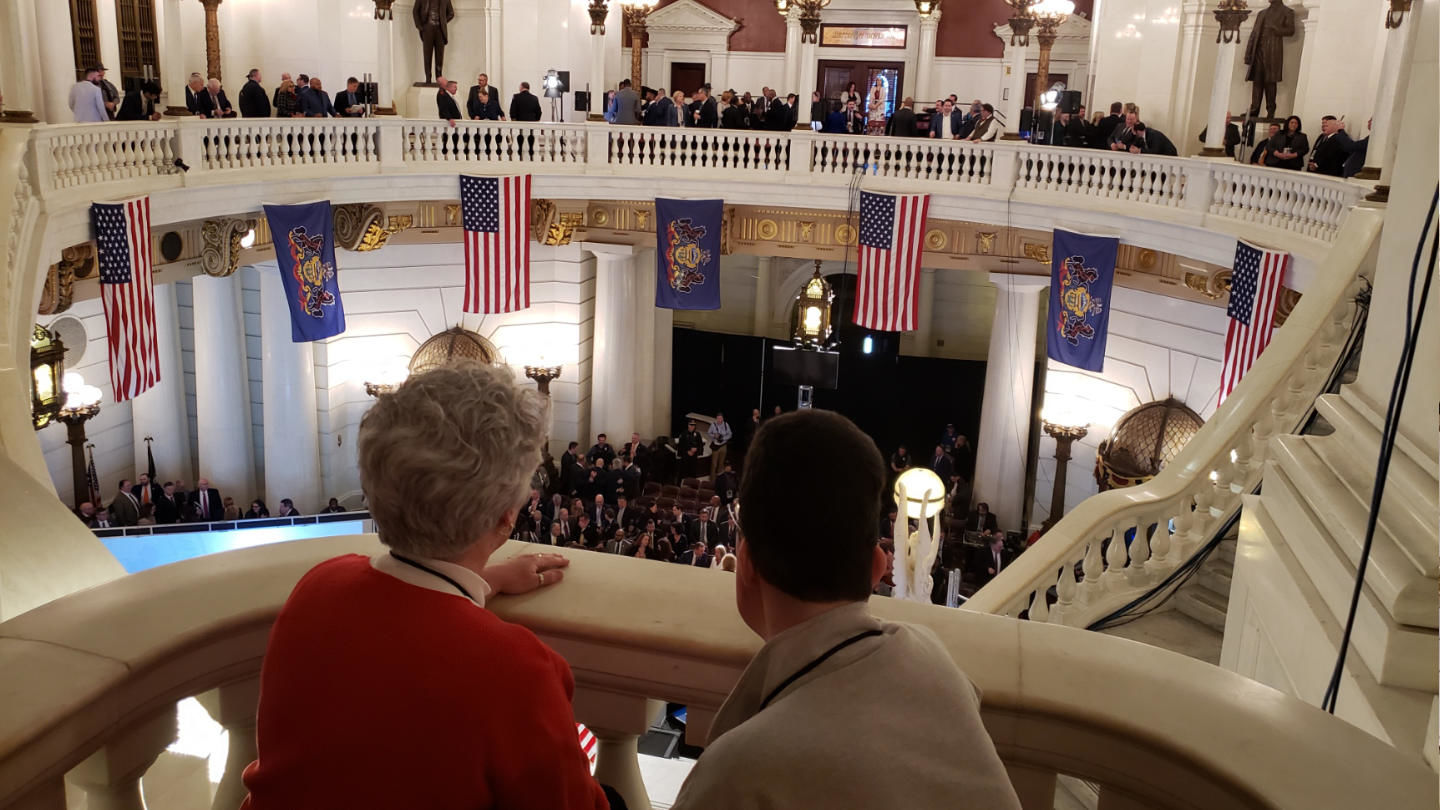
371;552;493;607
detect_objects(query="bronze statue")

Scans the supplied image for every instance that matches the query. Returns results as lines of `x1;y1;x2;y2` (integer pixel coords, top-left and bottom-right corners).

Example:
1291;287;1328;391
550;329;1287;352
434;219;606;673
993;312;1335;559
413;0;455;86
1244;0;1295;118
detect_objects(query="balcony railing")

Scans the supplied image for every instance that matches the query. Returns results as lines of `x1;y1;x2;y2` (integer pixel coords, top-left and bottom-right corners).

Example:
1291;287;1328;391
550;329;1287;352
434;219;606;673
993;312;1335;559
15;119;1367;245
964;207;1382;625
0;535;1432;810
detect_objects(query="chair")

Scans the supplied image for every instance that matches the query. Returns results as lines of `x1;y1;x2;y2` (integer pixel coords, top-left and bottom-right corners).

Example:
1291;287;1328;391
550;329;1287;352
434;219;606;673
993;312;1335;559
697;487;715;502
661;485;681;498
679;487;698;501
681;477;701;490
643;481;662;497
657;497;675;510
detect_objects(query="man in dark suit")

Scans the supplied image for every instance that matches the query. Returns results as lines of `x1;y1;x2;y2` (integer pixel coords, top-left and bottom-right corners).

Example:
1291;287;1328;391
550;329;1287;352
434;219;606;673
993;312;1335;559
823;101;848;134
300;77;337;117
714;461;738;505
677;420;705;479
930;445;954;486
238;69;270;117
189;478;223;523
590;494;612;532
109;480;140;527
978;533;1010;585
928;99;963;139
118;81;162;121
886;97;920;137
575;513;602;549
643;87;672;126
842;99;865;134
1091;101;1123;148
965;502;1000;533
194;78;237;118
154;481;185;524
509;82;542;121
334;77;366;117
435;78;462;120
560;442;582;495
614;496;638;533
689;506;722;550
184;73;206;115
1197;114;1242;157
1308;115;1356;176
1129;123;1178;156
690;87;718;128
677;540;711;567
466;73;505;120
620;458;642;500
587;434;616;467
131;473;163;512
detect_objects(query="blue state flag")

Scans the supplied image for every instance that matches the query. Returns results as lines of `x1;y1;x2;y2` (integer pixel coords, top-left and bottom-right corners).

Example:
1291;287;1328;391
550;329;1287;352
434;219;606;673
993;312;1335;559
1046;229;1119;372
263;201;346;342
655;198;722;310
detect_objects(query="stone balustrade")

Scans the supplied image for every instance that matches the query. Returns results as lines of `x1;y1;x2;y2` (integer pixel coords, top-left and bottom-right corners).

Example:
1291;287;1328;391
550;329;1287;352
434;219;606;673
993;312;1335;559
964;207;1384;627
0;533;1433;810
15;120;1366;244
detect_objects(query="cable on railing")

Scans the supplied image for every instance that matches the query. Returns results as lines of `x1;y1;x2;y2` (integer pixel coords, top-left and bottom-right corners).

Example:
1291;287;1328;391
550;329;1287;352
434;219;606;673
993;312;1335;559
1086;510;1240;631
1320;186;1436;714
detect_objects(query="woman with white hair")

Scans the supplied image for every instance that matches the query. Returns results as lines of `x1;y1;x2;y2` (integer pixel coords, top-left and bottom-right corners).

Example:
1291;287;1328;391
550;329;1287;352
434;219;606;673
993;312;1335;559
241;361;611;809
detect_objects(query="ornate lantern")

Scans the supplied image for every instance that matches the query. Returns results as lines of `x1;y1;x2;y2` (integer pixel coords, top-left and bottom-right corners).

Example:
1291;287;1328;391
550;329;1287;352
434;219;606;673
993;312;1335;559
791;262;834;348
30;324;66;430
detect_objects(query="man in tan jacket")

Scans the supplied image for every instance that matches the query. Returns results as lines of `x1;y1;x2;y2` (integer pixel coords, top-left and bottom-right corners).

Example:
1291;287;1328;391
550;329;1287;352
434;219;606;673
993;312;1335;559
672;410;1021;809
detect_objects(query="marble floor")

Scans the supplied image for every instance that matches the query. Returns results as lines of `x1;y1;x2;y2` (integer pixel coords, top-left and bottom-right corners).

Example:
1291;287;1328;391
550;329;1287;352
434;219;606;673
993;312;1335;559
1099;608;1224;665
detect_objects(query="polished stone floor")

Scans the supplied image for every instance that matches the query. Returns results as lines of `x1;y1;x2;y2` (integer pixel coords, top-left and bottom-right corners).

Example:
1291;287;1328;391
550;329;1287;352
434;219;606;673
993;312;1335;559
1100;608;1223;665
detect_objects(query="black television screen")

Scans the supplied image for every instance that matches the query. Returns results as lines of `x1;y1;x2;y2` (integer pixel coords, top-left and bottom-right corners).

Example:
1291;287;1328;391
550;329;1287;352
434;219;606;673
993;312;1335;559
770;346;840;389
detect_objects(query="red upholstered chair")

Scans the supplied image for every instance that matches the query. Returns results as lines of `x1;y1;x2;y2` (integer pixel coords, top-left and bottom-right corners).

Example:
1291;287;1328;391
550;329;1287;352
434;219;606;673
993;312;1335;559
681;477;701;490
643;481;662;497
661;485;681;498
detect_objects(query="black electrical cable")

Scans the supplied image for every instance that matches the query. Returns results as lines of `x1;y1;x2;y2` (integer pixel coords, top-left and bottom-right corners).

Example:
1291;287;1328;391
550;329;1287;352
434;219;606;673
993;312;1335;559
1087;510;1240;631
1320;187;1437;713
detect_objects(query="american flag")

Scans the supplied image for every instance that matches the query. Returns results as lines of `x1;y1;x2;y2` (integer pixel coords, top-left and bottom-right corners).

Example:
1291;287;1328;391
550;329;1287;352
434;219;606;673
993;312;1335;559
576;723;598;773
1219;241;1289;403
461;175;531;314
91;197;159;402
854;191;929;331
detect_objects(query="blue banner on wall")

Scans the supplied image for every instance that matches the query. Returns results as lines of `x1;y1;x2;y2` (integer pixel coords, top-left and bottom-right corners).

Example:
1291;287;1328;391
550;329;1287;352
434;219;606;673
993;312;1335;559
1046;229;1118;372
655;198;722;311
263;201;346;342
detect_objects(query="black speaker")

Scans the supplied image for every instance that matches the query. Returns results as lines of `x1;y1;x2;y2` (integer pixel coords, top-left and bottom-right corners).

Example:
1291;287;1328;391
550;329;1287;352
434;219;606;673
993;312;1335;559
1058;90;1082;114
1018;107;1034;137
574;90;590;111
1032;109;1054;143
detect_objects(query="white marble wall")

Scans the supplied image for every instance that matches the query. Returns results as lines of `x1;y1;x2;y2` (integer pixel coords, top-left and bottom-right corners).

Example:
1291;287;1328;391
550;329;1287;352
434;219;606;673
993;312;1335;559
1030;286;1228;527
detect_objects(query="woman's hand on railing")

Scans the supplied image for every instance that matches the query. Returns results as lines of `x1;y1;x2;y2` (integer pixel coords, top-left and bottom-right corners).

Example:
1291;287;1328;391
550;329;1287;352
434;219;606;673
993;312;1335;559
484;552;570;595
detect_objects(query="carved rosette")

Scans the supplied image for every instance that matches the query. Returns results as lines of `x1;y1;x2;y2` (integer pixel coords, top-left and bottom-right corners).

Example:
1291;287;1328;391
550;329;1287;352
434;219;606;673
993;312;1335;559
1213;0;1252;43
333;204;386;251
531;199;559;244
200;218;249;278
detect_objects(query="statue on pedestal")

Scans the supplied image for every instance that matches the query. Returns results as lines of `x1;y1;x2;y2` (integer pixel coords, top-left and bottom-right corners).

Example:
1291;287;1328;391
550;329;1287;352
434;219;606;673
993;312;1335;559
1243;0;1296;118
413;0;455;86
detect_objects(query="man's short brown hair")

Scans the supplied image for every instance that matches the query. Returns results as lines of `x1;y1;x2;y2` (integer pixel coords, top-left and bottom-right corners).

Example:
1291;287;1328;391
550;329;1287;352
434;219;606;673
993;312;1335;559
739;410;884;602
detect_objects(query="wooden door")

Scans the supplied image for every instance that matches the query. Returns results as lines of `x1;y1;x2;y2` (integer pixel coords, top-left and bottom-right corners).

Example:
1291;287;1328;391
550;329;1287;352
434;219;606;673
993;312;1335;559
817;60;905;117
115;0;160;89
670;62;707;95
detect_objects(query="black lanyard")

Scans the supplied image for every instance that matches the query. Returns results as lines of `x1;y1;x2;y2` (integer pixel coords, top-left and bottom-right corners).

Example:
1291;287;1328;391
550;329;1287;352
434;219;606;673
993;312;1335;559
758;629;883;712
389;552;476;602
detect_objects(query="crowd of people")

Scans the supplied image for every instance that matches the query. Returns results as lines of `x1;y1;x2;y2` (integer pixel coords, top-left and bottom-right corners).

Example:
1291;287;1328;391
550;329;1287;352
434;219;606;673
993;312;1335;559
1240;113;1368;177
75;474;350;529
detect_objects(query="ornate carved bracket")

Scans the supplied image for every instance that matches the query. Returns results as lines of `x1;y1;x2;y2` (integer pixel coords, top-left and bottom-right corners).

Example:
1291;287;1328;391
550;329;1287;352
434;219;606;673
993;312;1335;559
335;203;410;252
38;244;94;315
200;218;249;277
1184;269;1232;299
1213;0;1253;43
589;0;610;34
373;0;395;20
531;199;559;244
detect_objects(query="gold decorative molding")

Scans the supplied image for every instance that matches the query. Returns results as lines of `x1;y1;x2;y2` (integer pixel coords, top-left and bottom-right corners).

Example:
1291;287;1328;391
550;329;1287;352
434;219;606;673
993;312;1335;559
633;208;651;231
38;245;91;315
1023;242;1051;264
588;205;610;227
797;221;816;242
835;224;857;245
1272;287;1301;327
544;212;584;246
977;231;997;254
1184;269;1232;300
445;204;461;226
1136;249;1158;270
531;199;559;244
757;219;778;240
333;203;386;251
355;215;412;252
925;229;947;251
200;218;250;278
720;206;736;255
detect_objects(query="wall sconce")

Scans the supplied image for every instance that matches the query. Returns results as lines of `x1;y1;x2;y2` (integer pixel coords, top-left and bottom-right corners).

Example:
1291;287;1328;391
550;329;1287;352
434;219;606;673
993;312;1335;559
30;324;66;430
791;261;834;348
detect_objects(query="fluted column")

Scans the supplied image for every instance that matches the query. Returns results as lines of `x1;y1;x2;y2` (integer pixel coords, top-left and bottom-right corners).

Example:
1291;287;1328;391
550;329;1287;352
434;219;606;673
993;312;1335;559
588;244;640;443
375;2;395;111
753;256;774;336
1355;6;1423;199
197;677;259;810
66;706;177;810
0;0;41;121
131;283;193;488
1202;1;1252;156
162;0;189;114
191;274;255;504
782;9;802;96
32;0;76;123
483;0;503;94
200;0;223;82
588;2;610;120
260;265;322;514
914;10;942;106
973;273;1047;532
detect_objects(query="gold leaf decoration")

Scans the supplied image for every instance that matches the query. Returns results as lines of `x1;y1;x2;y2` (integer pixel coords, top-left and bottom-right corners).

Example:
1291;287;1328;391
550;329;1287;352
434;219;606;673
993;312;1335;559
977;231;997;254
925;229;947;250
1022;242;1051;264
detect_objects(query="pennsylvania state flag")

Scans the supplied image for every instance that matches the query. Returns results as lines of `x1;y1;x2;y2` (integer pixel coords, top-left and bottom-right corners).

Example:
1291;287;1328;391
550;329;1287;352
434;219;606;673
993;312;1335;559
263;201;347;342
1046;229;1118;372
655;198;722;310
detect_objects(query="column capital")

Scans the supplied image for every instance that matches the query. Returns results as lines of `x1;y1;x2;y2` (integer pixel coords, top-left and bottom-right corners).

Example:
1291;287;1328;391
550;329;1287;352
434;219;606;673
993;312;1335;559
988;272;1050;294
919;7;943;28
581;241;638;259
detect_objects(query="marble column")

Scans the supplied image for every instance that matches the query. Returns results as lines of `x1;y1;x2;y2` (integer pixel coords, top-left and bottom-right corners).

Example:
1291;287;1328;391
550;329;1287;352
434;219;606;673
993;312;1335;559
753;256;774;337
484;0;504;95
376;4;395;111
782;9;802;97
32;0;77;123
1355;8;1423;196
259;265;322;514
1202;3;1252;156
913;268;937;357
162;0;189;114
0;0;40;120
653;306;673;437
191;273;255;505
130;284;193;488
588;244;640;443
1291;0;1322;123
201;0;223;83
972;273;1047;532
632;248;656;437
588;4;609;120
1169;0;1218;153
1001;42;1027;130
795;38;819;125
914;10;942;106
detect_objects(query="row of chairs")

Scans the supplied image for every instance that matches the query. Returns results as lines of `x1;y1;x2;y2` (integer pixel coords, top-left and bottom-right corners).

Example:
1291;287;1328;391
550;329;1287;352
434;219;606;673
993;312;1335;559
641;479;717;505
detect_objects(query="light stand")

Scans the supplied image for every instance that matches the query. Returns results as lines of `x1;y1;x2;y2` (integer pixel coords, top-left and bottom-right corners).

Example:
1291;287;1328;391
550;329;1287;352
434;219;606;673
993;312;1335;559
891;467;946;603
1041;419;1088;532
56;375;103;511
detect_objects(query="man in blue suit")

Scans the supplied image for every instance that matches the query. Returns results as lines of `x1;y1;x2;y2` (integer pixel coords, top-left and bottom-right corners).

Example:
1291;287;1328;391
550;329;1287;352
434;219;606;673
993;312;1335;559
929;99;964;139
644;86;673;126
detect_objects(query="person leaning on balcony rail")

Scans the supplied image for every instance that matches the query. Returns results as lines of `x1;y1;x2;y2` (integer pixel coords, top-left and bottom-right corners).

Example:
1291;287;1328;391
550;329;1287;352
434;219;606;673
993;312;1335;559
117;81;163;121
273;79;301;118
69;66;110;123
239;360;613;810
239;68;271;118
300;77;336;118
1264;114;1309;170
670;409;1022;809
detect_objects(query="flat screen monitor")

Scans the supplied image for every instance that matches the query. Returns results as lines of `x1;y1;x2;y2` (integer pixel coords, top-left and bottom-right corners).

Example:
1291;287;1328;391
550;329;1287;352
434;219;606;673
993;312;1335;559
771;345;840;389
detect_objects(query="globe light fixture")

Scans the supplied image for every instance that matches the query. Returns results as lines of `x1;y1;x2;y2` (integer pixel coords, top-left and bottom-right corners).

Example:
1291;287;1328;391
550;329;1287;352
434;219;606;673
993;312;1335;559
1032;0;1075;110
791;261;834;348
891;466;947;602
30;324;66;430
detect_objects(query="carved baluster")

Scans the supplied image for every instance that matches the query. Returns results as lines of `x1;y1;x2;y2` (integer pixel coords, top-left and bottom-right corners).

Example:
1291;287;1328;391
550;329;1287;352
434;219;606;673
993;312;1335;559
1102;521;1130;587
1126;514;1153;587
1080;534;1105;596
575;694;662;810
198;678;260;810
1148;507;1173;566
1053;549;1080;621
1029;583;1050;622
66;705;178;810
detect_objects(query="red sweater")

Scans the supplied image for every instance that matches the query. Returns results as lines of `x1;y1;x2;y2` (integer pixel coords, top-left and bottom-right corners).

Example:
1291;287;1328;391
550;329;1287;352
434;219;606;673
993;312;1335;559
241;554;609;810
